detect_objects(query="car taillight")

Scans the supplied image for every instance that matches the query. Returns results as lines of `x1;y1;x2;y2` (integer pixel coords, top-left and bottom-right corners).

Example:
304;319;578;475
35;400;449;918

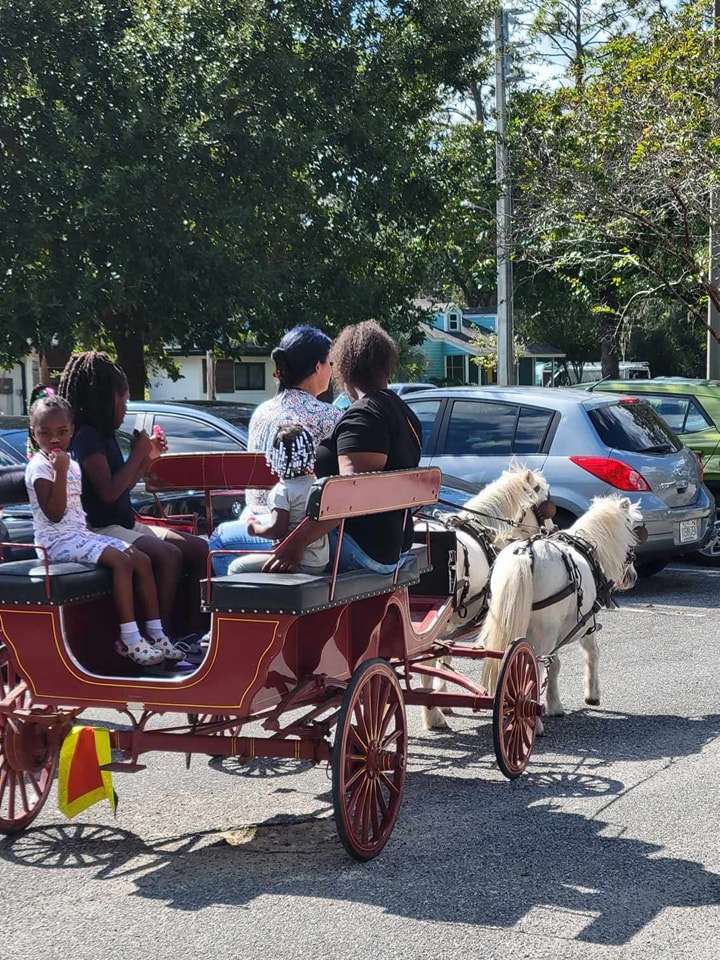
569;456;651;491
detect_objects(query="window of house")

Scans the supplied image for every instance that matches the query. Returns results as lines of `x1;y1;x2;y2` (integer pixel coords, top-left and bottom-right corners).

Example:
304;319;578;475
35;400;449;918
445;355;465;383
234;362;265;391
447;312;460;331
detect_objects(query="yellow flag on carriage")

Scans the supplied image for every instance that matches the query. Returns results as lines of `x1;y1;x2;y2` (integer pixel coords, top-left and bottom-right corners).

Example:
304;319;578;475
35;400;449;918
57;726;117;819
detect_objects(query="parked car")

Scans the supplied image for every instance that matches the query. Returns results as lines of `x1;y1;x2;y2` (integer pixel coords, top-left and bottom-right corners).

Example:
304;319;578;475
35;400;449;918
404;386;715;575
0;418;30;466
125;400;253;452
580;379;720;563
0;402;256;545
333;382;437;411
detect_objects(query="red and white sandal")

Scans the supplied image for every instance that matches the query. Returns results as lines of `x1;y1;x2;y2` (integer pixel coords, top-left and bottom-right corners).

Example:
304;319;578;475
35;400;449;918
147;635;186;661
114;638;165;666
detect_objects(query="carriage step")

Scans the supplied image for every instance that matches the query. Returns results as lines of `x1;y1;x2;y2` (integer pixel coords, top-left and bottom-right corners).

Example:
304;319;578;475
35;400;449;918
100;762;147;773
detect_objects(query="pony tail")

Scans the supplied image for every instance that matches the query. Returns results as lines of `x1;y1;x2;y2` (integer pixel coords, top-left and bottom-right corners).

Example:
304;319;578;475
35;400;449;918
29;383;55;407
27;384;55;459
271;346;294;390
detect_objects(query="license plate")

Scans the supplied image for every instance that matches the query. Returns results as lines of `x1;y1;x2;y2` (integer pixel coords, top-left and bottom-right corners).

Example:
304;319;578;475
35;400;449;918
679;519;699;543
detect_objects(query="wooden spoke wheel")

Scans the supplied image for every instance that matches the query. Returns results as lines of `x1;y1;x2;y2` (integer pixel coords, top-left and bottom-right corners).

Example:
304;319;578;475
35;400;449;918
0;644;58;833
332;659;407;862
493;639;543;780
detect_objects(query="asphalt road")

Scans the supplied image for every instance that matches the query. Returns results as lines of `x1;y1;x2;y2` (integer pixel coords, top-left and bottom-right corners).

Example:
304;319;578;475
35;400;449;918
3;562;720;960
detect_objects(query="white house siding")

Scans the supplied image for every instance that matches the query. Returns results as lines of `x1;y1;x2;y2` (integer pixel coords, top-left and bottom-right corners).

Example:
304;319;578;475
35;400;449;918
148;355;277;406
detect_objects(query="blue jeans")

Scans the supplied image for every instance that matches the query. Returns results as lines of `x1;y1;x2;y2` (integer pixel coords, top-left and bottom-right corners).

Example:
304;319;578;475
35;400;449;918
208;507;273;575
328;529;408;576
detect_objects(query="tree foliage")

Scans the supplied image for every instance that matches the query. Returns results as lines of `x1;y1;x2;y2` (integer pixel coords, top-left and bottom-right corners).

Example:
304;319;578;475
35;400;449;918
515;1;720;372
0;0;489;394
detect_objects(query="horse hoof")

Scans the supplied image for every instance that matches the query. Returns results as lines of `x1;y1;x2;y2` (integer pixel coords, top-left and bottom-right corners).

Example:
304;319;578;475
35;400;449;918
536;719;546;737
585;697;600;706
423;708;451;731
441;708;456;716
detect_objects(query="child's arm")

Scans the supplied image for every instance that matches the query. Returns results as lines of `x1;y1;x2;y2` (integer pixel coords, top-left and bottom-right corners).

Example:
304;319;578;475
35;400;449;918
33;451;70;522
80;432;152;505
248;509;290;541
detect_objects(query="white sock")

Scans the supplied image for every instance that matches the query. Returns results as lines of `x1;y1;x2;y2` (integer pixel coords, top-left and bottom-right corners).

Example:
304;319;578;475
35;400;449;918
120;621;143;647
145;619;168;641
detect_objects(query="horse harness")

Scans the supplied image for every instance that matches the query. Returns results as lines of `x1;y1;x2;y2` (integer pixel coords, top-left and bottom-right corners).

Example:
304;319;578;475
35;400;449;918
511;530;632;658
422;495;556;626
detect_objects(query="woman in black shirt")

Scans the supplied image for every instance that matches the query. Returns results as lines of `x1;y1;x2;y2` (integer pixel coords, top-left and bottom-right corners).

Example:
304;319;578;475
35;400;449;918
264;321;422;574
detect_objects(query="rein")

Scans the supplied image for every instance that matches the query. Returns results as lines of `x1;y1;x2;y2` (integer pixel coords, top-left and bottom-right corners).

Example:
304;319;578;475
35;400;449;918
432;497;551;537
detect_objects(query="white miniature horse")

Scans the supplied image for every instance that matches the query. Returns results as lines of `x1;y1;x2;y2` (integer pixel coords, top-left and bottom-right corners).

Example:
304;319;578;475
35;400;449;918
419;465;554;730
479;495;643;733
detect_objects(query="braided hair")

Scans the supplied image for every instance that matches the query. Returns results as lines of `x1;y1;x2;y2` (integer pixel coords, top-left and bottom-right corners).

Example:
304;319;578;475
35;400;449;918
267;423;316;480
58;351;128;436
27;385;73;458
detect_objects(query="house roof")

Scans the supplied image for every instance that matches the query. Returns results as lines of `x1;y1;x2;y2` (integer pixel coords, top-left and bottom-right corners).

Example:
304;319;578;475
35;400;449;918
413;298;462;315
421;321;494;355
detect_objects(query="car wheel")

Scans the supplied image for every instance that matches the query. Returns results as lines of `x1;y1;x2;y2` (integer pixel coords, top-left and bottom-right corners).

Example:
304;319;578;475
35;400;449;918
552;509;577;530
636;559;669;578
687;521;720;567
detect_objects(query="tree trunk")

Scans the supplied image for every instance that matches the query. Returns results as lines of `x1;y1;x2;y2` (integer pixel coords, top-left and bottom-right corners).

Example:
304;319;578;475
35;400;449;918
106;311;146;398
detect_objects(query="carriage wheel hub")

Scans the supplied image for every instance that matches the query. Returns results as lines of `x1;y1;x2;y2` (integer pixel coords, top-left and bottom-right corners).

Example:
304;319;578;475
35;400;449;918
3;717;51;773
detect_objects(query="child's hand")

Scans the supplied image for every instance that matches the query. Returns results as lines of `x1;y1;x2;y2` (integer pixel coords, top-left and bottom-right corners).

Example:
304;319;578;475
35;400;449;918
246;516;258;537
131;429;153;459
49;449;70;474
148;425;167;460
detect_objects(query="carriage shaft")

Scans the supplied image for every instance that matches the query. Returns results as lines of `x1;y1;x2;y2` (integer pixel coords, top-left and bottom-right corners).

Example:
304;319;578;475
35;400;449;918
402;690;494;711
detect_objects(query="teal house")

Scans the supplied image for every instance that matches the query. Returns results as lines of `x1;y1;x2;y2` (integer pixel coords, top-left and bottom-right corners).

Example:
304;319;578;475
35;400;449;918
414;300;565;386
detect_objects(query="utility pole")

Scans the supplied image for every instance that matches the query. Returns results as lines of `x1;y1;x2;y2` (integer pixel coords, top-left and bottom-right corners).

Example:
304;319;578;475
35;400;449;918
495;7;515;386
206;350;216;400
708;0;720;378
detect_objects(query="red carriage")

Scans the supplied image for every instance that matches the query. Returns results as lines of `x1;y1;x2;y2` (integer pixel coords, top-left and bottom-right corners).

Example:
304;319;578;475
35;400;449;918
0;454;544;860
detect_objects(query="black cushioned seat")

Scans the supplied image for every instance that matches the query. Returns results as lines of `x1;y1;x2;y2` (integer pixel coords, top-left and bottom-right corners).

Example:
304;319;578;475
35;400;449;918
0;560;113;605
207;552;422;614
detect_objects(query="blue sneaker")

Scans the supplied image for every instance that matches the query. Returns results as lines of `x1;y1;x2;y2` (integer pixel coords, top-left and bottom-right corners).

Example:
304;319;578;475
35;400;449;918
171;632;208;665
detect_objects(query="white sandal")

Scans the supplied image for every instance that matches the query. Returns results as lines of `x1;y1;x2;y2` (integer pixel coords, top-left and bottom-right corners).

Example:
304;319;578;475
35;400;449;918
115;638;165;666
147;635;185;661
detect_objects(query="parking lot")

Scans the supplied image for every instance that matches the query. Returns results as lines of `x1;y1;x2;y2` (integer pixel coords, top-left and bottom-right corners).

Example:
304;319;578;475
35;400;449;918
2;561;719;960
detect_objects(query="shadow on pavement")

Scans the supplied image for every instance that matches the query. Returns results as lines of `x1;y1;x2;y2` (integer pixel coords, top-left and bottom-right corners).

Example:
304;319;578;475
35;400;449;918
2;712;720;944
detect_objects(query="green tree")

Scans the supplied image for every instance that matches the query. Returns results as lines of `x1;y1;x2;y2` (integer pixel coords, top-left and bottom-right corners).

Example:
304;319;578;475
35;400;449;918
515;1;720;376
0;0;489;395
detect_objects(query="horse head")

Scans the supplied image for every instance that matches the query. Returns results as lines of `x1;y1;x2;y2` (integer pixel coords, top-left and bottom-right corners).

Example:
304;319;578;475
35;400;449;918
459;464;553;547
570;495;644;591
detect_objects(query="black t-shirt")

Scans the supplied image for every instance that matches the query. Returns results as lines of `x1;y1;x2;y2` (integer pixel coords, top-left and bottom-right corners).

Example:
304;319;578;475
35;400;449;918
71;424;136;529
315;390;422;564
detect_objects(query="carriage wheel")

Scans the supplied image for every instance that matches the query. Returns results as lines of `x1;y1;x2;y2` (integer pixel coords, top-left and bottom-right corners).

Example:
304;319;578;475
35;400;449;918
332;659;407;861
493;639;542;780
0;644;58;833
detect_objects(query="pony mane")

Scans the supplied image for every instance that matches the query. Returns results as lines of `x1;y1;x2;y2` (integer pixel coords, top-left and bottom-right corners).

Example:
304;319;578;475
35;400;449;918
460;465;547;545
568;495;642;583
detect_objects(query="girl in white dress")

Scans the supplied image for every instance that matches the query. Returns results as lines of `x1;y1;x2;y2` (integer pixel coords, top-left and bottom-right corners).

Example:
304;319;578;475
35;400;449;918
25;387;184;667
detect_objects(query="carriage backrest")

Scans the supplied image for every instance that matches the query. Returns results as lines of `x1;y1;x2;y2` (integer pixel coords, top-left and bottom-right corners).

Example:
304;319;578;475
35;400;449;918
144;452;276;493
145;453;442;517
306;468;441;520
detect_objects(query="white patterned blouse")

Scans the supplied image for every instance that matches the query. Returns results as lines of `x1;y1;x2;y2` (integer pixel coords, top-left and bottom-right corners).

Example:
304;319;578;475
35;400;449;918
246;388;343;511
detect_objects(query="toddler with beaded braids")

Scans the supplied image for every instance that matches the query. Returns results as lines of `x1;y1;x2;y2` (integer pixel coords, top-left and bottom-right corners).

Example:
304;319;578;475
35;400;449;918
227;423;329;576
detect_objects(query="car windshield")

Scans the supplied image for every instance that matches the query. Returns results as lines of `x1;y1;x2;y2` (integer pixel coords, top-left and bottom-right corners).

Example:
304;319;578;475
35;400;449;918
588;399;681;453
